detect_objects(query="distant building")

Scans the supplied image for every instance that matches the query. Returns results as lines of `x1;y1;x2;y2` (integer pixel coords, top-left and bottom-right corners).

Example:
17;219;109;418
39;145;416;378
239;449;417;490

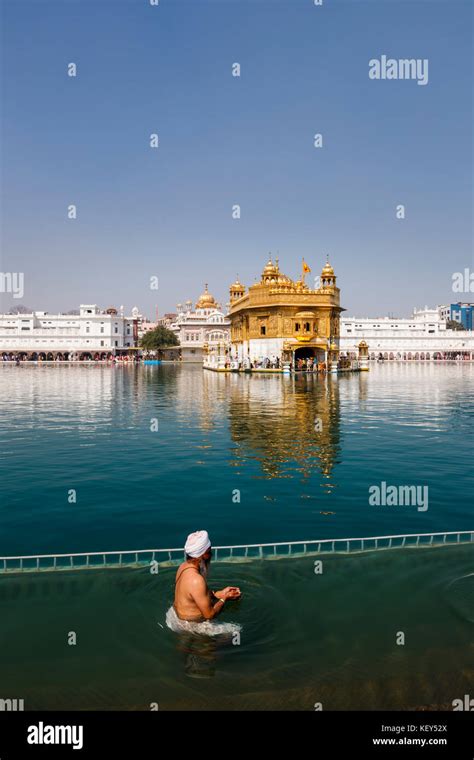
170;285;230;362
133;308;177;339
439;302;474;330
438;304;451;322
157;313;177;329
0;304;138;358
340;306;474;360
137;318;158;339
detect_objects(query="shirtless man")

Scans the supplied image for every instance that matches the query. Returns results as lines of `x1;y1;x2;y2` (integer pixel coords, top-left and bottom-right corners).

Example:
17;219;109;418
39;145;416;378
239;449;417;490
174;530;241;621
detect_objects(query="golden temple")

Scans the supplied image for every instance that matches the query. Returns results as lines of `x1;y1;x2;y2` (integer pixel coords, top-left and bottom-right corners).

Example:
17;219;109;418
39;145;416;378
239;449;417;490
227;256;344;369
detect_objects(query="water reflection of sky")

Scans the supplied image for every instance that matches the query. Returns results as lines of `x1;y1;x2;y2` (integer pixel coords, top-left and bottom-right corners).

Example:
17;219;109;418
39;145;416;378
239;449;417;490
0;363;472;556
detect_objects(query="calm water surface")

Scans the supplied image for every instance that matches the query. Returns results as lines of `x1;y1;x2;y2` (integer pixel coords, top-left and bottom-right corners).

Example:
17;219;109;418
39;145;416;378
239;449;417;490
1;363;472;710
0;363;472;555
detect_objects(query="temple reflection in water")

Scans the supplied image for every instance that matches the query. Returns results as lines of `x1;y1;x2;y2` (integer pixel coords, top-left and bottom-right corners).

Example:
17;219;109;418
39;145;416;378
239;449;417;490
24;363;366;491
201;370;343;484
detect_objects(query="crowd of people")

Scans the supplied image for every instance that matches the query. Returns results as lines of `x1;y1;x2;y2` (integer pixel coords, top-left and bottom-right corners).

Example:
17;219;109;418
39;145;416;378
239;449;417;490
295;357;326;372
238;356;281;370
1;352;142;363
234;355;354;372
221;356;331;371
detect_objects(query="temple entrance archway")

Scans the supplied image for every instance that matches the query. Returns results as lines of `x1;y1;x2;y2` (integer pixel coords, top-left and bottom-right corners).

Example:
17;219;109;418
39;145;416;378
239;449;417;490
294;346;325;361
294;346;315;360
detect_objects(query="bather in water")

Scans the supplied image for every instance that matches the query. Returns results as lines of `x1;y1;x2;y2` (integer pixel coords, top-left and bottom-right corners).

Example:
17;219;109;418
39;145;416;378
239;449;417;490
166;530;242;638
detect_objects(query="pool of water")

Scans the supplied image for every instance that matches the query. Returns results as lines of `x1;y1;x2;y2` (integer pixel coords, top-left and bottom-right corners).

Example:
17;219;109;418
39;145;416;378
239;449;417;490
1;545;473;710
0;363;472;556
1;363;472;710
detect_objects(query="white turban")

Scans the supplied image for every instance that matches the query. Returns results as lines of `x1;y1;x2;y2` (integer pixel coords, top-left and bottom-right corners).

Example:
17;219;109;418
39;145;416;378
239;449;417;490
185;530;211;558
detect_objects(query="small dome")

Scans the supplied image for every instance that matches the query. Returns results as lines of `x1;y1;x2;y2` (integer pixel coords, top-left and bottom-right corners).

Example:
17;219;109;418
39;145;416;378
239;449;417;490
230;277;244;290
196;283;217;309
322;260;335;277
262;257;278;277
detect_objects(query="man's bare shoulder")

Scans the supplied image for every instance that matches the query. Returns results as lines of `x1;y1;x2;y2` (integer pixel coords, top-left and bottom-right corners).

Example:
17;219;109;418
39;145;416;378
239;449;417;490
187;572;206;589
176;563;205;587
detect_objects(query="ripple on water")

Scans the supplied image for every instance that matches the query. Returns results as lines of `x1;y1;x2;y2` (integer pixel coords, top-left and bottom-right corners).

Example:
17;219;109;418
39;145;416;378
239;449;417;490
0;546;473;708
445;573;474;623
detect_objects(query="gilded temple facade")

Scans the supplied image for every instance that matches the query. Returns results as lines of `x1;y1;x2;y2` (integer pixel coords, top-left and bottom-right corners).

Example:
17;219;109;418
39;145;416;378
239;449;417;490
228;257;344;369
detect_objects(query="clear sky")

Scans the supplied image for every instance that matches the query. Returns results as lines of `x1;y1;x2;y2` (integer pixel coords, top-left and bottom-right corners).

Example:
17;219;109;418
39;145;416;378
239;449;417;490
1;0;472;318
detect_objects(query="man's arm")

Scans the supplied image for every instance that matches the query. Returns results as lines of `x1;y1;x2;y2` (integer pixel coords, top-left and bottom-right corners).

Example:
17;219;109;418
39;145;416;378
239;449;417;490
189;574;226;619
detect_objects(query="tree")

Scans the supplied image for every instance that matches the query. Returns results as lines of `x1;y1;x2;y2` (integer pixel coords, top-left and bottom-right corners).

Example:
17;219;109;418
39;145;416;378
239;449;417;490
446;319;465;331
140;325;179;350
9;304;32;314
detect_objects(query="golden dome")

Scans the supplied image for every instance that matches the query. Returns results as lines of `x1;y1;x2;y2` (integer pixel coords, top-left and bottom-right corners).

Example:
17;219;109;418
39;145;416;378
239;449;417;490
322;261;335;277
196;283;217;309
230;277;244;290
262;257;278;277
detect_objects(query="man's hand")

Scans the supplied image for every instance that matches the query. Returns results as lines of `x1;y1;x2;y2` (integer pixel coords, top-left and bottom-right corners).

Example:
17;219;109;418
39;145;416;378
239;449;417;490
215;586;241;600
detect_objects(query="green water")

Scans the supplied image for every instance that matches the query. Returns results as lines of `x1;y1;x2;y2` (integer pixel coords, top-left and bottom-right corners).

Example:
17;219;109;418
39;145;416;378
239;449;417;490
1;545;473;710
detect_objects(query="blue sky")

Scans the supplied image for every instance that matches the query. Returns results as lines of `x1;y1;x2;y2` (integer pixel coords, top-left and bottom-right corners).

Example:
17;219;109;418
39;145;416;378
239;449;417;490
1;0;472;318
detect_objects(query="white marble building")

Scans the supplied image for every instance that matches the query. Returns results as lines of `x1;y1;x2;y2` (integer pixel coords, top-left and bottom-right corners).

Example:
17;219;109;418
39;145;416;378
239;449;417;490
0;305;137;357
171;285;231;362
340;307;474;360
